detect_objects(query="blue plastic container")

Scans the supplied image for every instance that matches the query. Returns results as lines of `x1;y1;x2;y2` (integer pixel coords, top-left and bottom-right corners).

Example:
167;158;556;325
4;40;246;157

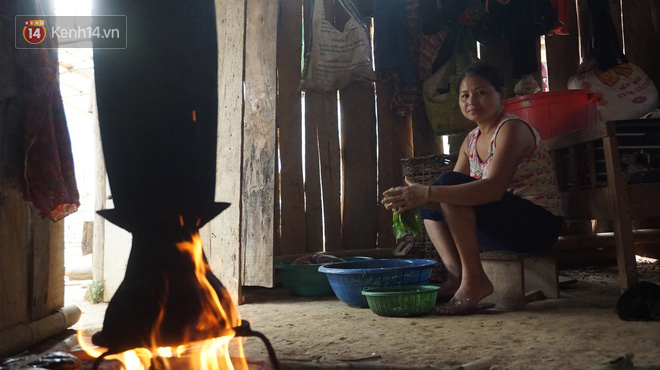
318;259;437;308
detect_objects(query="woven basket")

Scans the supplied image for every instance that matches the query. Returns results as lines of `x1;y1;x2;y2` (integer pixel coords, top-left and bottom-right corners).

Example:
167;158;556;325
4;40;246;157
401;154;456;186
399;154;456;282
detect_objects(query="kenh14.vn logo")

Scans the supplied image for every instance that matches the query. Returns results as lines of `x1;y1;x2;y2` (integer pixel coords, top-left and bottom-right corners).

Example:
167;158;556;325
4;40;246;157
24;19;46;44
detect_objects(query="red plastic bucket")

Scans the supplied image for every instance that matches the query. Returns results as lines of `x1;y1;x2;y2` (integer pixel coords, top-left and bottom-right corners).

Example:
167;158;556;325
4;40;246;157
504;89;602;140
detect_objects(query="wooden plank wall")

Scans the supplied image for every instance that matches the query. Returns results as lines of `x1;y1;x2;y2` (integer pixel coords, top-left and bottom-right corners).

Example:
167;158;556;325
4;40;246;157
340;81;378;251
0;190;64;330
0;190;29;330
301;0;342;254
274;0;415;261
28;206;65;321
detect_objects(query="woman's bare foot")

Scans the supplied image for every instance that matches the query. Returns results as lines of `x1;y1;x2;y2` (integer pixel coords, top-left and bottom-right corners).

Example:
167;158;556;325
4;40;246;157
432;272;495;315
453;273;494;306
437;279;460;302
432;296;496;315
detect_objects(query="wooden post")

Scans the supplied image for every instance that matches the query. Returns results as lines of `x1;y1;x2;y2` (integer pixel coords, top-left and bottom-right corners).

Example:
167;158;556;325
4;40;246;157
602;123;638;290
340;81;378;251
91;82;105;291
621;0;660;89
277;0;306;256
207;0;247;303
241;0;278;287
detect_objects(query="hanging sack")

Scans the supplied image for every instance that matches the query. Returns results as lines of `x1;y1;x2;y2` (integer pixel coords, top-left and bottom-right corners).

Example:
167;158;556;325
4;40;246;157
567;0;659;121
423;26;477;135
300;0;376;93
568;62;659;121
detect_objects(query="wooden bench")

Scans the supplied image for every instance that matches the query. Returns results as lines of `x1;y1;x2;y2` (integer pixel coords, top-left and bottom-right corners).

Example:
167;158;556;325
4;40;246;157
480;251;558;309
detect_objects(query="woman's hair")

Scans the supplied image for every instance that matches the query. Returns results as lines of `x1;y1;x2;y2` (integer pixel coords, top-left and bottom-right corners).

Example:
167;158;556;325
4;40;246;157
457;61;505;93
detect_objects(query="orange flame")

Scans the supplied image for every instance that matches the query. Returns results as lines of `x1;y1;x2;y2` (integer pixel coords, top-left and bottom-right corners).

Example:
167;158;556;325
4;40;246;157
78;232;248;369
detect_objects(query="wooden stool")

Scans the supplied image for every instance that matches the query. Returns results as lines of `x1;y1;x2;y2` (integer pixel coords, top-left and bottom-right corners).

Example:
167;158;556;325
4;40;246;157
480;251;559;309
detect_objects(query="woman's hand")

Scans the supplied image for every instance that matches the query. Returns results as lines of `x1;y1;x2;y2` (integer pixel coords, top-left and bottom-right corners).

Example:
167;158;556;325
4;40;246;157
381;177;429;215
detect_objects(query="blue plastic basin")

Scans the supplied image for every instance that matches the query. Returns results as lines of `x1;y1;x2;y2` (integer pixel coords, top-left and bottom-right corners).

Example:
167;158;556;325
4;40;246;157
318;259;437;308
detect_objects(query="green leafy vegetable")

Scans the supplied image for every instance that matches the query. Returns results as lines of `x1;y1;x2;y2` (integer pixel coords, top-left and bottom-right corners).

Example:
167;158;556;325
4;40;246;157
383;188;424;239
392;208;424;239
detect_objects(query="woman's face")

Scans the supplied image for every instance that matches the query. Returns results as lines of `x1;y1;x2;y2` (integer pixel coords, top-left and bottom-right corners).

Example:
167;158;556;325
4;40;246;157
458;75;505;124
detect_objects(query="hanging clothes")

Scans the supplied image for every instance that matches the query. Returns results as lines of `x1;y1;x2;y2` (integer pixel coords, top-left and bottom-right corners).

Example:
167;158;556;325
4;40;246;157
419;0;484;80
417;0;459;85
549;0;570;35
16;49;80;221
585;0;627;70
418;26;450;82
374;0;417;86
474;0;558;78
6;0;80;220
374;0;421;116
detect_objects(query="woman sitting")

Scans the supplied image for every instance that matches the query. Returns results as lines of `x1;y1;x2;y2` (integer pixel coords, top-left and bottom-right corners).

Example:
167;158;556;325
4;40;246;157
382;62;564;315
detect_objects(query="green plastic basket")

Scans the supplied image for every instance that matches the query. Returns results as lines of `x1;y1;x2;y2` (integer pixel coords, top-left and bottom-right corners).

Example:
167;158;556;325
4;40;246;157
361;285;439;317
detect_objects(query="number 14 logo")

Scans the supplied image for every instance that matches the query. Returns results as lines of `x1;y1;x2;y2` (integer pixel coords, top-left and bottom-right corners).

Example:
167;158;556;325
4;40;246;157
24;19;46;44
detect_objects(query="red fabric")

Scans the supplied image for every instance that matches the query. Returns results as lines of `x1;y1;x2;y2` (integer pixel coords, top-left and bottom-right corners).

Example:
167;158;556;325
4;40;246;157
418;29;448;81
15;45;80;221
550;0;570;35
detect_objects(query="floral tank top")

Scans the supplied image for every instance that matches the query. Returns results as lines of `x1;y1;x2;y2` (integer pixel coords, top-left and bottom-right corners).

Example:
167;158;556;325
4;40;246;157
467;113;564;216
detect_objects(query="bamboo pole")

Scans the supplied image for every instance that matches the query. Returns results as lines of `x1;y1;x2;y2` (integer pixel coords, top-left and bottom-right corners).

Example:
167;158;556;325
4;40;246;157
0;305;81;358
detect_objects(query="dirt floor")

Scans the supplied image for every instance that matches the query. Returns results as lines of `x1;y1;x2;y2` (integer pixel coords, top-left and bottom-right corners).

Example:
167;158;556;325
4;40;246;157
67;260;660;370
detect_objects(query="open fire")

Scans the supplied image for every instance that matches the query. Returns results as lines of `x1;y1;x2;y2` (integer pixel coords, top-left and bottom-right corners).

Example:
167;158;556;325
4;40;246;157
79;229;252;369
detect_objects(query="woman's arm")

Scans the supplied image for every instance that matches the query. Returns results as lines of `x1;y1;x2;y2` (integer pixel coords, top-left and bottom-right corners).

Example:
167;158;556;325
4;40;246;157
452;137;470;175
383;120;535;213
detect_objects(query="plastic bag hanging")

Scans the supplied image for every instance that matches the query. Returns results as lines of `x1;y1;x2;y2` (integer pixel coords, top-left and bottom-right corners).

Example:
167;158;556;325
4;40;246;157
300;0;377;93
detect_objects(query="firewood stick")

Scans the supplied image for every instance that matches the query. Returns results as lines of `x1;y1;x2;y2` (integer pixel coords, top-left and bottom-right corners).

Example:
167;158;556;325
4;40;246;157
277;356;493;370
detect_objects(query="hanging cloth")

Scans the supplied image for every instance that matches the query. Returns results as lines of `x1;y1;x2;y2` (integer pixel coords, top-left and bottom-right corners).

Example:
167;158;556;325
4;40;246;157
585;0;627;70
549;0;570;35
12;0;80;220
474;0;558;78
373;0;421;116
